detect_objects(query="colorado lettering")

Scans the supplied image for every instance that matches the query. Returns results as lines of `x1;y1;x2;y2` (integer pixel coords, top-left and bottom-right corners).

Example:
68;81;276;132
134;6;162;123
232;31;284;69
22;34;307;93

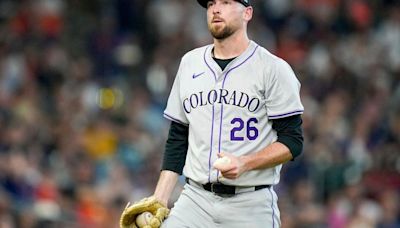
182;89;261;113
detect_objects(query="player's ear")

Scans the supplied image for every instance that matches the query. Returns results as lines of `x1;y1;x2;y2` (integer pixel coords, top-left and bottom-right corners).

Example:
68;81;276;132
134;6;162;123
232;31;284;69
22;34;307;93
242;6;253;21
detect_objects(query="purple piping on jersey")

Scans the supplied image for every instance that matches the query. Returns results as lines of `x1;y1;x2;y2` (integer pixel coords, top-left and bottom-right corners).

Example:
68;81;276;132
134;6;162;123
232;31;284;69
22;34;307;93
203;46;217;182
216;45;259;181
268;110;304;119
163;113;188;126
268;187;276;228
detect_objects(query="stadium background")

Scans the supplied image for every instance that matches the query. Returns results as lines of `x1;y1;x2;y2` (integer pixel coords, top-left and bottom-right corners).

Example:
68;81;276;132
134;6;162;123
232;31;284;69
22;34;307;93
0;0;399;227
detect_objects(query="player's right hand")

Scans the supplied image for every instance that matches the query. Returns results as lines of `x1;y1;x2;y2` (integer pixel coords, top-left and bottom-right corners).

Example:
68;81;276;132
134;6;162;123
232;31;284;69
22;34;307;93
214;152;247;179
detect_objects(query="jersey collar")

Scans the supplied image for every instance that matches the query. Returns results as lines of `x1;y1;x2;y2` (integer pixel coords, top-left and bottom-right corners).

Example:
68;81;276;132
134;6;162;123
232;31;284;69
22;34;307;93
205;40;258;75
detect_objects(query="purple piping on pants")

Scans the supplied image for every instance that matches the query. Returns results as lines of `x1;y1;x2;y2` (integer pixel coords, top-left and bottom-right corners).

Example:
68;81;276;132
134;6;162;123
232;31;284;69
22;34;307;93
216;45;259;180
268;187;276;228
203;46;217;182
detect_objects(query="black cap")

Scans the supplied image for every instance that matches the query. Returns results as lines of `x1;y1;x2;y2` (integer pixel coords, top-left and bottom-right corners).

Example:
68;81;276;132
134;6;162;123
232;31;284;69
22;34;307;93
197;0;250;8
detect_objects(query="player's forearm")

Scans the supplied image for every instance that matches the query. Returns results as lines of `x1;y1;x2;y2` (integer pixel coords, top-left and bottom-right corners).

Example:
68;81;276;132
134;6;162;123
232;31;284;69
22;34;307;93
154;170;179;206
241;142;293;171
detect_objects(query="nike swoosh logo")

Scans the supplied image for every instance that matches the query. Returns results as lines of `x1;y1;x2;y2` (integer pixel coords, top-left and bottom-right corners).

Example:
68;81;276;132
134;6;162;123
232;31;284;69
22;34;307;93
192;72;205;79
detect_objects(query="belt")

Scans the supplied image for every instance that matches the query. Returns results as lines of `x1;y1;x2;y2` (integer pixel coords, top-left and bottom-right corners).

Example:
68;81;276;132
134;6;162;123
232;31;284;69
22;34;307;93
186;178;270;195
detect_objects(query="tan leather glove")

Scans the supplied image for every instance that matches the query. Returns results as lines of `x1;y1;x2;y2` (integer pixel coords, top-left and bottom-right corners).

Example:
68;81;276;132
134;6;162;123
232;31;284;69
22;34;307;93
120;196;169;228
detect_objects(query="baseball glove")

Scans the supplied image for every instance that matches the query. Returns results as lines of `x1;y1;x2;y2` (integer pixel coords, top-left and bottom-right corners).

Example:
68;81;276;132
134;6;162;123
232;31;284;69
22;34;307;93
120;196;169;228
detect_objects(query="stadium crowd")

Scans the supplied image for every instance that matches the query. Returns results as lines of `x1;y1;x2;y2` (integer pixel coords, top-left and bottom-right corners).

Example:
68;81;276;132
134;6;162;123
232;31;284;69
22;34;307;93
0;0;399;227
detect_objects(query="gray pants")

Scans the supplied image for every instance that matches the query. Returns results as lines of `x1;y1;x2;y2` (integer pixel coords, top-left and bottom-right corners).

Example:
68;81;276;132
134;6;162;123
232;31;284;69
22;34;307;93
162;183;280;228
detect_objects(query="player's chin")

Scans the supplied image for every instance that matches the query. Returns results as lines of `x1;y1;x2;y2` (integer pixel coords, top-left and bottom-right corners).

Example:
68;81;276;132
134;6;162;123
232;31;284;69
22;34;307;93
209;26;234;40
210;31;225;40
209;23;224;31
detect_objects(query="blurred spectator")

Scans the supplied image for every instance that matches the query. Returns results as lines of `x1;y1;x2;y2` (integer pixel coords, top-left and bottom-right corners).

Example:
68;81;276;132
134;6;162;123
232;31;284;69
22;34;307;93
0;0;399;227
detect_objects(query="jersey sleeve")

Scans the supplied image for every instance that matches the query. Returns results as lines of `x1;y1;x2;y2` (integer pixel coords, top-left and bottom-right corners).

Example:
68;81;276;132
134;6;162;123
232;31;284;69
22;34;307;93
164;59;189;125
265;58;304;119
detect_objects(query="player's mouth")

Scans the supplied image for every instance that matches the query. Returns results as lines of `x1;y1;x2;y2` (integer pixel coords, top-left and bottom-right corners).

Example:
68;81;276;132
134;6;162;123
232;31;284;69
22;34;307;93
212;17;224;23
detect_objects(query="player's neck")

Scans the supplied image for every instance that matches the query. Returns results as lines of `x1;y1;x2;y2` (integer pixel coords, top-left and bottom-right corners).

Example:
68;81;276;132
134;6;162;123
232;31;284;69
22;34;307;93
213;31;250;60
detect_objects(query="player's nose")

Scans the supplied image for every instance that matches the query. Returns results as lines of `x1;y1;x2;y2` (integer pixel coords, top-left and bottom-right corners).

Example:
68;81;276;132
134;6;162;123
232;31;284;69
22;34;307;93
211;3;222;14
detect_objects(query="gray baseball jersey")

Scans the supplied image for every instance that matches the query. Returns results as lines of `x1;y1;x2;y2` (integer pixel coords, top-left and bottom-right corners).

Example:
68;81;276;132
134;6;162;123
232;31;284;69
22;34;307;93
164;41;303;186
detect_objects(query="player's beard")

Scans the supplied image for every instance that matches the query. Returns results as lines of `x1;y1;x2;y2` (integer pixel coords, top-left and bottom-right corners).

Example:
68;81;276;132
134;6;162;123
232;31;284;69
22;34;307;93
209;23;235;40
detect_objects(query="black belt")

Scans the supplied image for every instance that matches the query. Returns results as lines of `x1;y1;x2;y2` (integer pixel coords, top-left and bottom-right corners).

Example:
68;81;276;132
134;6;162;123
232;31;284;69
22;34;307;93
186;178;270;195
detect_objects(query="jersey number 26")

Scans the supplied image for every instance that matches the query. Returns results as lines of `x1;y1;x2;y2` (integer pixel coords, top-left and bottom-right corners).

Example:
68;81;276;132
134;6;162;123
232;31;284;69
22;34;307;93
230;118;258;141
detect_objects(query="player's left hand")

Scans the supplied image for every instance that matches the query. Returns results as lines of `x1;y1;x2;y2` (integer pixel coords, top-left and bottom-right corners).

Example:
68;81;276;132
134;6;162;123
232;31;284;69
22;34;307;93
214;152;248;179
120;196;169;228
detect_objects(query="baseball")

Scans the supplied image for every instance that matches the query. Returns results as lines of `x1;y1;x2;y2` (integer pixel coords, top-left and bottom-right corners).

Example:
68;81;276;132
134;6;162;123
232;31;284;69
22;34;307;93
213;156;231;170
135;211;153;227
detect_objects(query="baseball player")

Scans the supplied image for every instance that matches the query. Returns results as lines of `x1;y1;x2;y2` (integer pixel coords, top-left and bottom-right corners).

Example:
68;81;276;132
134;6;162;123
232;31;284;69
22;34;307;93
120;0;304;227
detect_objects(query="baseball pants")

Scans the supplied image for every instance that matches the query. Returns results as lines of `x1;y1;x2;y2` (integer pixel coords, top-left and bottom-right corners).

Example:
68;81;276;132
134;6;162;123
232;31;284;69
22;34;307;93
162;182;280;228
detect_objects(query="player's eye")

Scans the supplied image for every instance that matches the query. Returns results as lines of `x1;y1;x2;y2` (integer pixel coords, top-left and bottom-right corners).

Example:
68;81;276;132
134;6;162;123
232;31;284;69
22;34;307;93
207;1;214;8
223;0;230;5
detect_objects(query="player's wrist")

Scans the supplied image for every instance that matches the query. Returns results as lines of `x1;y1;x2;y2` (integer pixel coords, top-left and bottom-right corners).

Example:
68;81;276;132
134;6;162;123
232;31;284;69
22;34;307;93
153;194;168;207
239;155;252;172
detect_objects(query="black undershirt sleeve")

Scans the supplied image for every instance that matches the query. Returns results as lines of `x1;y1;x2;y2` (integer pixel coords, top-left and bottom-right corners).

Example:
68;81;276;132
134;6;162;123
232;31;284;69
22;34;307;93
272;114;304;160
161;121;189;174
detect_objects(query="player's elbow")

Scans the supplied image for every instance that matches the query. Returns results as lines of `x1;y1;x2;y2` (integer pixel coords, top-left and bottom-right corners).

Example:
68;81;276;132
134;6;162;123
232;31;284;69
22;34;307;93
276;127;304;160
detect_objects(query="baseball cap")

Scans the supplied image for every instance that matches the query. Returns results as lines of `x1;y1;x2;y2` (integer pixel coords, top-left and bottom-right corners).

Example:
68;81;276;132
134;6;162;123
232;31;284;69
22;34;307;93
197;0;250;8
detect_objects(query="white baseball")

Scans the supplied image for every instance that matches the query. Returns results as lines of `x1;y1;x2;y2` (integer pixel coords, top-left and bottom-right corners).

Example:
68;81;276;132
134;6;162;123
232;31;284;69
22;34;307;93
136;211;153;227
213;156;231;170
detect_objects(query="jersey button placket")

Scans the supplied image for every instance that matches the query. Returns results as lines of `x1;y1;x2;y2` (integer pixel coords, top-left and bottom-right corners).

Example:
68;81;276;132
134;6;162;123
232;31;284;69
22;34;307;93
213;78;224;182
